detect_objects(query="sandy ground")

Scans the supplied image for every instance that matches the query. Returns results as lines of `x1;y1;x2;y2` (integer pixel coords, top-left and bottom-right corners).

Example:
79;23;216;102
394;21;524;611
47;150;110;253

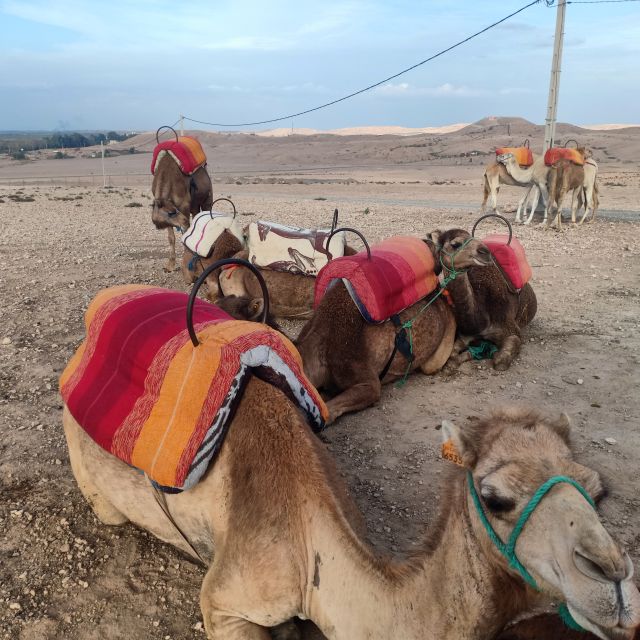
0;158;639;640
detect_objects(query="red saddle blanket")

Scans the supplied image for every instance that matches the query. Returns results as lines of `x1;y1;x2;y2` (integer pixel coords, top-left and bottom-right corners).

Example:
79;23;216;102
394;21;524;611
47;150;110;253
60;285;327;491
151;136;207;176
544;148;584;167
314;236;438;323
482;234;532;290
495;146;534;167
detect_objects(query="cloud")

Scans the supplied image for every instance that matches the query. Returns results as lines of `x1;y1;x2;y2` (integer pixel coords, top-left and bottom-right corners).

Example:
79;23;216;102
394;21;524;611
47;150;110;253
376;82;486;97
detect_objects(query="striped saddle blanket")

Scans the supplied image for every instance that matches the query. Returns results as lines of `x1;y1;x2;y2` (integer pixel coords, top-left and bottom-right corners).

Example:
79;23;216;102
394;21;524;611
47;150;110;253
60;285;327;491
151;136;207;176
314;236;438;323
544;147;584;167
495;146;533;167
482;234;532;291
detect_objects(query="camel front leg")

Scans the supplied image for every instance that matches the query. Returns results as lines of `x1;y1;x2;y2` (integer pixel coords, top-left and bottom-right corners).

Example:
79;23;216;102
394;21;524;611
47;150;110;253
578;188;593;225
523;185;540;225
164;227;177;272
571;190;579;224
492;334;522;371
326;377;381;424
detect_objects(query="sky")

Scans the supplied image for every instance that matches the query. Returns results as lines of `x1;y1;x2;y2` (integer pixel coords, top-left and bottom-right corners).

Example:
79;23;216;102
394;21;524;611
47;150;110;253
1;0;639;131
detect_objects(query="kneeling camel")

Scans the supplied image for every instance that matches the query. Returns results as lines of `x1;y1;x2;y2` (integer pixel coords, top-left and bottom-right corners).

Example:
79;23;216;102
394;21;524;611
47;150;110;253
64;398;640;639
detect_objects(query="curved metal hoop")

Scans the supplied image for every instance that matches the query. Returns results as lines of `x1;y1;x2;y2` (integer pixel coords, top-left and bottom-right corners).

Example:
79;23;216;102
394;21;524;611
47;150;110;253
187;258;270;347
328;227;371;260
211;197;237;218
522;138;530;149
330;208;339;234
156;126;179;144
471;213;513;245
564;138;579;149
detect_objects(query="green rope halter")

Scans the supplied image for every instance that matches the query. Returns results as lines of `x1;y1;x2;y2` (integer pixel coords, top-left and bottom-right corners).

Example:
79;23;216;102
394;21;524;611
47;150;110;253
395;237;473;387
467;471;596;629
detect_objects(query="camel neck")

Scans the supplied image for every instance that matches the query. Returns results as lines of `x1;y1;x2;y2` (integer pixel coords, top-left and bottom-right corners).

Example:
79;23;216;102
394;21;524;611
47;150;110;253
505;161;535;184
305;472;528;640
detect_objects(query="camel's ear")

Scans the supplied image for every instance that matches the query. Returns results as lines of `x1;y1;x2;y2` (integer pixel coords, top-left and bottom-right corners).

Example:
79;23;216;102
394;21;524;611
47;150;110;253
441;420;470;467
547;412;571;443
248;298;264;321
426;230;442;247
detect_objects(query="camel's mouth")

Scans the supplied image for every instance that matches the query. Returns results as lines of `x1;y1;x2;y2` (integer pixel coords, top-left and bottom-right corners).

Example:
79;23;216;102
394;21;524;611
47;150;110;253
568;606;636;640
472;256;493;267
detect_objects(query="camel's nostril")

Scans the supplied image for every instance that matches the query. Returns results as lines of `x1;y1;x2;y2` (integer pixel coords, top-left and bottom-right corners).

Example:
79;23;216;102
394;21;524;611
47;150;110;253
574;549;627;584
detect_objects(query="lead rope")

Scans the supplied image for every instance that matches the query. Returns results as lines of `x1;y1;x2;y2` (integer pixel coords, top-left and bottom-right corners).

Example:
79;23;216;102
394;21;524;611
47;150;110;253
467;471;595;631
394;238;473;387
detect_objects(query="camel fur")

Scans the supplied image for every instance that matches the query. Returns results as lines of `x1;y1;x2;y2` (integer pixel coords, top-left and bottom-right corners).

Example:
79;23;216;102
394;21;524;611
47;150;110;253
63;398;640;640
547;159;586;230
574;159;599;224
151;154;212;272
432;228;537;372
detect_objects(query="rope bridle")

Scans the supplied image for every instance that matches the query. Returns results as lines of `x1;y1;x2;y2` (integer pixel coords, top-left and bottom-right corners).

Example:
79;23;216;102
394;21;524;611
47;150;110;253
467;471;596;631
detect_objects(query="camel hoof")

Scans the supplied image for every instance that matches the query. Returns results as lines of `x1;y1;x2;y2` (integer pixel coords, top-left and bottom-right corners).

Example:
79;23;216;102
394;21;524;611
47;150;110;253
270;620;301;640
492;355;511;372
163;263;176;273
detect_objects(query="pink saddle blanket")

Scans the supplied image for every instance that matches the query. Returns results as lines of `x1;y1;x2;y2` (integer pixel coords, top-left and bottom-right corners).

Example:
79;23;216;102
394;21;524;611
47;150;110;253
482;234;532;290
314;236;438;323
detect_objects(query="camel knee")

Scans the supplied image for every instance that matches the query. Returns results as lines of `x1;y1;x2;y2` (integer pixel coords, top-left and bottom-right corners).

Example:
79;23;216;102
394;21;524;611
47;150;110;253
326;378;381;424
492;334;521;371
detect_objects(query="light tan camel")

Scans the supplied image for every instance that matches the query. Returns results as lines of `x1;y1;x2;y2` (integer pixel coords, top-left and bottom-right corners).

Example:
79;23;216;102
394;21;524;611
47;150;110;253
481;155;550;221
493;154;551;224
63;399;640;639
296;233;492;422
573;159;599;224
152;154;212;272
547;159;586;230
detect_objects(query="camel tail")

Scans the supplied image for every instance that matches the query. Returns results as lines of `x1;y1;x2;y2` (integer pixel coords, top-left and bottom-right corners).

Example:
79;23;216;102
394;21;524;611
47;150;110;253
481;172;490;212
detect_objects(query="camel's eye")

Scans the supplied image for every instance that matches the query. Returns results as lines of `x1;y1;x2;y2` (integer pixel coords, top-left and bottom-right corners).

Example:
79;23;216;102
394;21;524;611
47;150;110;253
482;491;516;514
450;240;462;250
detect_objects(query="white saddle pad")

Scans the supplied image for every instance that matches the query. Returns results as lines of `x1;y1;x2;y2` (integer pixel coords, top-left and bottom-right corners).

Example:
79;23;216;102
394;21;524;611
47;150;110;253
247;221;345;276
182;211;245;257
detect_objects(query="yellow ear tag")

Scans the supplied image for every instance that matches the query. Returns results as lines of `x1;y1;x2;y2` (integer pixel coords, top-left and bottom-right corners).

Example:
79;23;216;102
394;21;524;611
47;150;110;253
442;439;464;466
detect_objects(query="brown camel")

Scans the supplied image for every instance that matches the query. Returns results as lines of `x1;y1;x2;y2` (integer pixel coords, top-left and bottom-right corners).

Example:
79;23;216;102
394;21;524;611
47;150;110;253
547;159;585;230
152;154;212;272
295;233;493;422
63;397;640;639
433;228;537;371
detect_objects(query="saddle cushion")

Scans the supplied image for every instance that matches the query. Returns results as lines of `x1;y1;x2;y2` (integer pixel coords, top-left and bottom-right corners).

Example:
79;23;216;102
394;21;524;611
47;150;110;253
495;146;533;167
314;236;438;323
60;285;327;491
482;233;532;290
247;221;345;276
182;211;245;257
151;136;207;176
544;148;584;167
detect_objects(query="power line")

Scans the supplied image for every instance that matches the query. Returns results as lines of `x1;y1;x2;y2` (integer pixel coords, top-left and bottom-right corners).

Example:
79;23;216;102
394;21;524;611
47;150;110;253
128;119;181;150
183;0;543;128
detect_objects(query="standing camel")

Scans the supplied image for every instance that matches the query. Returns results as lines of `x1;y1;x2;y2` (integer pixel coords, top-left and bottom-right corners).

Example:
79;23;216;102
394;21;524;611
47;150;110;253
573;158;599;224
63;389;640;639
152;154;212;272
481;155;549;220
494;153;551;224
547;159;586;230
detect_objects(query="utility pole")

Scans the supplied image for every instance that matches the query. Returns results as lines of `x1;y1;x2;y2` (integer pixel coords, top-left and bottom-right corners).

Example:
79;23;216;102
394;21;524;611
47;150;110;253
101;140;106;188
180;114;184;136
543;0;566;152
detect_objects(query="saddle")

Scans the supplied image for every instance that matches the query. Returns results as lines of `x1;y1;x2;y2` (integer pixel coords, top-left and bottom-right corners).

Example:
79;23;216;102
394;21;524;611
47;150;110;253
182;211;245;257
482;233;532;291
247;221;346;276
60;285;327;491
151;136;207;176
495;146;534;167
544;147;584;167
314;236;438;323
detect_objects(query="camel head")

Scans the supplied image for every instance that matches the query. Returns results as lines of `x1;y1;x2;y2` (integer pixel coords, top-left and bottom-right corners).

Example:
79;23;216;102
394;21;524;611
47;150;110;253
426;228;493;273
151;195;191;231
442;408;640;640
496;152;516;165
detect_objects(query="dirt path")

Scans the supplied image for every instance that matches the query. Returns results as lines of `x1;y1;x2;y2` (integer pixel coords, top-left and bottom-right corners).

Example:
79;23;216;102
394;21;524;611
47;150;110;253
0;180;638;639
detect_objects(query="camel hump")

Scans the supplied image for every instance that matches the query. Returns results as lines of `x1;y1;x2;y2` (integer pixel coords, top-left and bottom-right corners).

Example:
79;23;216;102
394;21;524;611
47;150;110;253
544;147;585;166
481;234;532;291
151;136;207;175
495;146;533;167
182;211;245;257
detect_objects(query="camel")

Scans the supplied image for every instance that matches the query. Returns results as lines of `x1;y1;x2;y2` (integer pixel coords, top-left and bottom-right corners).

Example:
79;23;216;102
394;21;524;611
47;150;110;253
573;159;599;224
492;154;551;225
295;233;493;422
481;155;550;221
63;396;640;639
547;159;586;230
152;154;212;272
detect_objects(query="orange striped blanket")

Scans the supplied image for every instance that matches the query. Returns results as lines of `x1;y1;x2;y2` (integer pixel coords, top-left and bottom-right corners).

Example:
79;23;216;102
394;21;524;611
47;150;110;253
60;285;327;491
495;146;534;167
151;136;207;176
544;148;584;166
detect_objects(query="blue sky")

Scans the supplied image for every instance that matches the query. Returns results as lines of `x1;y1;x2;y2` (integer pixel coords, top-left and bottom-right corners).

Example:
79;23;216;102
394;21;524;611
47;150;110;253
1;0;639;131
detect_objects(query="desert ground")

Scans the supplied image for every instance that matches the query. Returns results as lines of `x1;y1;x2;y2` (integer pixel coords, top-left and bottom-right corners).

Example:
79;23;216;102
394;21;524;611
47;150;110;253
0;118;639;639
